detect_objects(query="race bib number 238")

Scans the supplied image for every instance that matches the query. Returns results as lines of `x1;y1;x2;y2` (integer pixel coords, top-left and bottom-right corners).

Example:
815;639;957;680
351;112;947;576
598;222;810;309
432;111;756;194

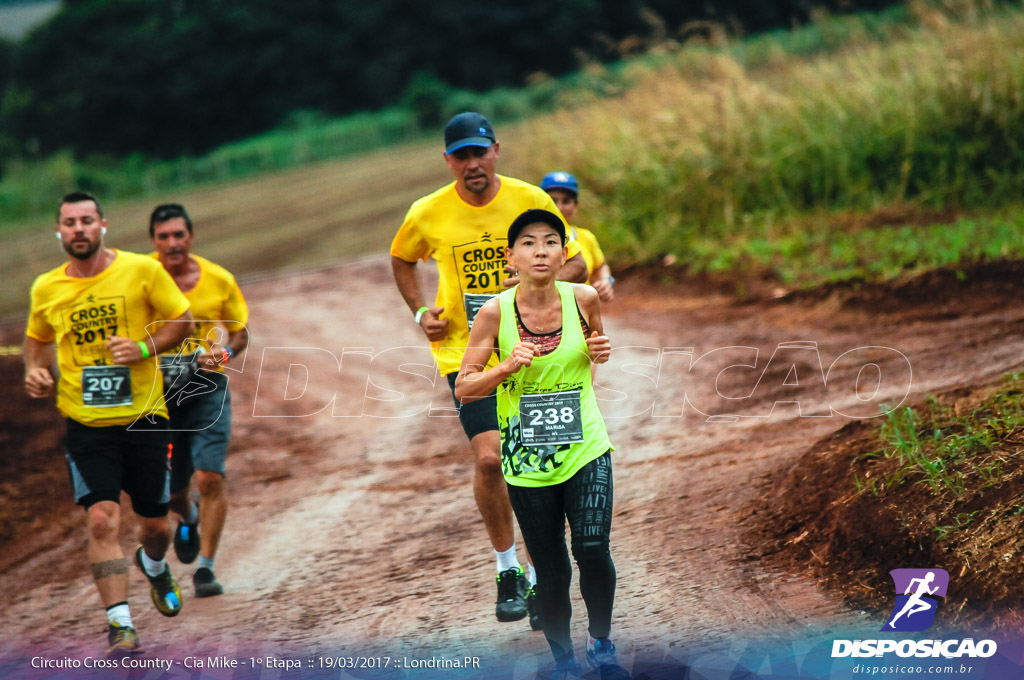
519;390;584;446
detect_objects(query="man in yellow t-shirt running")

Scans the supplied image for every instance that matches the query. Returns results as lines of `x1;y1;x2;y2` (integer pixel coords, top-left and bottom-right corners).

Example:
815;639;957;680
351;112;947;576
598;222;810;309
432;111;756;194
392;112;588;629
149;202;249;599
24;192;194;657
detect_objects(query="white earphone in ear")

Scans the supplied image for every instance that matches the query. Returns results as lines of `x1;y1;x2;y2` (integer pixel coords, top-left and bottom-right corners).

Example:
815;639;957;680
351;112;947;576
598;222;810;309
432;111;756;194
56;232;62;241
101;227;107;235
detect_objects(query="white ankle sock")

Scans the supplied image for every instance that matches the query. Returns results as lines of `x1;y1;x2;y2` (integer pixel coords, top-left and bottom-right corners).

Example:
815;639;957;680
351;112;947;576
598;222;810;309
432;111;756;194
139;549;166;578
527;563;537;586
106;603;132;628
494;545;519;572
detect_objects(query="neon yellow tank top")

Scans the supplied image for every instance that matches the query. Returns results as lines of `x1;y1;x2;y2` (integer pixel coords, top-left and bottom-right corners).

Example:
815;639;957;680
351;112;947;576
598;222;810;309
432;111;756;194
496;281;613;487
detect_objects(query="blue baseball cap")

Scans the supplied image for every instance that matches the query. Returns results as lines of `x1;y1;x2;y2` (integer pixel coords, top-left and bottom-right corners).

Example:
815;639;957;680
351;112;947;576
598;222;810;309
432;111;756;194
444;112;496;155
540;171;579;196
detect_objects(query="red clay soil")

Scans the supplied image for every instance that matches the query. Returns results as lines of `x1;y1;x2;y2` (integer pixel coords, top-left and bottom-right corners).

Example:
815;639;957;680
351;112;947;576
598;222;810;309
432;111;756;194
2;256;1024;666
752;380;1024;633
0;342;66;549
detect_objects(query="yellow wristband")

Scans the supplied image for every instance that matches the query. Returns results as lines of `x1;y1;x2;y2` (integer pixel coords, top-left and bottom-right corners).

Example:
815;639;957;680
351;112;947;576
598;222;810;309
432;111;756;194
138;341;150;358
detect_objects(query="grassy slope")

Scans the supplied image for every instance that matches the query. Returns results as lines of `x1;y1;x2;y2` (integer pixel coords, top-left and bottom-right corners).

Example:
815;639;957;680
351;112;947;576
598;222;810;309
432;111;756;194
510;5;1024;283
9;5;1024;309
9;6;1024;305
1;141;450;317
764;372;1024;629
0;4;917;227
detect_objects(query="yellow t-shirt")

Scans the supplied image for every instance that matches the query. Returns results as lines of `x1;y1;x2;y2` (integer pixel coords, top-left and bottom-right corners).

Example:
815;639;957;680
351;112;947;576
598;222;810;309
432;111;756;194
26;250;191;426
149;253;248;373
571;226;606;284
391;175;581;376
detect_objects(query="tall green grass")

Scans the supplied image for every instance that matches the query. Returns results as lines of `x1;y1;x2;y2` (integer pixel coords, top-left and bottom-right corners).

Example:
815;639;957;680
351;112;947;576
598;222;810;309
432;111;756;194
688;212;1024;285
516;4;1024;265
854;375;1024;514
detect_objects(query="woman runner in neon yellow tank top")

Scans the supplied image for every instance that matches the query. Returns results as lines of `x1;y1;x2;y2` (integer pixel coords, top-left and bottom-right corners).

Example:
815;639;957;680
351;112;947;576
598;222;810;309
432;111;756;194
456;209;629;680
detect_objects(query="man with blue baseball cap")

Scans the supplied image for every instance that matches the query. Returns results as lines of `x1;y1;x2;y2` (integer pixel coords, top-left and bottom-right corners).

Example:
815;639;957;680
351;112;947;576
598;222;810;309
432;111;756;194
540;171;579;195
392;112;587;630
444;112;497;154
541;171;615;303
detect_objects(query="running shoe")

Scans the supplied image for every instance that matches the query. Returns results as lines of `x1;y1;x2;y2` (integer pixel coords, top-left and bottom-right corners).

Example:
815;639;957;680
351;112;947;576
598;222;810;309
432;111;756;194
526;585;542;630
495;566;528;622
536;653;582;680
586;637;630;680
133;546;183;616
105;622;142;657
193;567;224;597
173;516;200;564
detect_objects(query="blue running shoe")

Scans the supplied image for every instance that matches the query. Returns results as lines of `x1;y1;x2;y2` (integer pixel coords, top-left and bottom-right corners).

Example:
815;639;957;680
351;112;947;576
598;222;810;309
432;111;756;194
586;637;630;680
173;517;200;564
536;653;582;680
495;566;528;622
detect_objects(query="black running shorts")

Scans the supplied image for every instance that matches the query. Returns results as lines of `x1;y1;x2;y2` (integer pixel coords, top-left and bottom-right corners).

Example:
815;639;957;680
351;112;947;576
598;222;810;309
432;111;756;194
65;416;172;518
447;372;498;441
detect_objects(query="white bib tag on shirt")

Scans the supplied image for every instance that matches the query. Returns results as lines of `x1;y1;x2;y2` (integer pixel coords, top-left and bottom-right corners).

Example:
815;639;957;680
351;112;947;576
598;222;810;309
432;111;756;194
464;293;496;329
519;390;585;446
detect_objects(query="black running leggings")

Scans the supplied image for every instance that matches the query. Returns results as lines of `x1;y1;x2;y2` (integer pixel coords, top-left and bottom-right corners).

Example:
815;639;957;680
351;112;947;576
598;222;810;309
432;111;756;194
507;451;616;661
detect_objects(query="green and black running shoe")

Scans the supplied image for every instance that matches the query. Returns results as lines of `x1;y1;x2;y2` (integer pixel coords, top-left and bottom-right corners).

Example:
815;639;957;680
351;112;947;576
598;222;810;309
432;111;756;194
134;546;183;616
495;566;528;622
105;622;142;658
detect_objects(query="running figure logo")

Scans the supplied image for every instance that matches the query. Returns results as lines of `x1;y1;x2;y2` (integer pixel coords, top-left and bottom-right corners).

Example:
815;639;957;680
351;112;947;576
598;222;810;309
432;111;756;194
881;568;949;632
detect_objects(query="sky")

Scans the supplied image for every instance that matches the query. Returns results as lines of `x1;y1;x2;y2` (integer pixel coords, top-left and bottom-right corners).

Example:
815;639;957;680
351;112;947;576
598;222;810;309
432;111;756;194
0;0;59;41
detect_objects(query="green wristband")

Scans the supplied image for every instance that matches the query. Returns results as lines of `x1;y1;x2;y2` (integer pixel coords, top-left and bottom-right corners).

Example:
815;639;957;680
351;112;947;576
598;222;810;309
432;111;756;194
138;341;150;358
414;306;429;324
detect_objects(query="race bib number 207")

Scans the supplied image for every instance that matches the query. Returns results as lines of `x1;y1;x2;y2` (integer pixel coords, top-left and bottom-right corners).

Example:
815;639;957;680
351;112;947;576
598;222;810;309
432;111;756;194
81;365;132;407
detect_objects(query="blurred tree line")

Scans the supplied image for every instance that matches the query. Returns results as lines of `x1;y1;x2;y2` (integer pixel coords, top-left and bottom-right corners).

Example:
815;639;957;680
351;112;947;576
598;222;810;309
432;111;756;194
0;0;897;169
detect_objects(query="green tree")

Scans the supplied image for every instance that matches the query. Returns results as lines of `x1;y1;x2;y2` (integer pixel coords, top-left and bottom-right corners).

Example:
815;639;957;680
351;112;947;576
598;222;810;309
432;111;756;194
0;0;905;162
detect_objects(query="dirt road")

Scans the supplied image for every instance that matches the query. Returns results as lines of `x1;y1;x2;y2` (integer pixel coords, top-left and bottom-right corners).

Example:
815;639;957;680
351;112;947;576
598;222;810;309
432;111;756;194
2;256;1023;678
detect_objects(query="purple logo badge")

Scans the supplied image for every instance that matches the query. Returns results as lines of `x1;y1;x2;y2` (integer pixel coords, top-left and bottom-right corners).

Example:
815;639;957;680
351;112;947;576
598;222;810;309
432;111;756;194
881;568;949;632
